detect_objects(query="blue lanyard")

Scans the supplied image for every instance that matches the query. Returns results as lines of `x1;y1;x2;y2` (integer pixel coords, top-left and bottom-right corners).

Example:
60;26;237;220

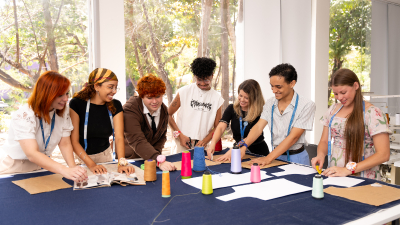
239;116;248;140
84;99;115;151
270;93;299;162
40;113;56;155
328;101;365;176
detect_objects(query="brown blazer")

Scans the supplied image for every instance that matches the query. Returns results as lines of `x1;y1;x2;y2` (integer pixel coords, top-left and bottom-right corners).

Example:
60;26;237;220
123;96;168;160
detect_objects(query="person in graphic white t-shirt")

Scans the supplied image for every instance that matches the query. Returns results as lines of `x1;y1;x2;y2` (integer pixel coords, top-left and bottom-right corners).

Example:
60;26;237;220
168;57;224;154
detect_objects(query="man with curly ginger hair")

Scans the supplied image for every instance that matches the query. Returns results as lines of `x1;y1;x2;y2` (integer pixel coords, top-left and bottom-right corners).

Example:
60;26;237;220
123;74;176;171
243;63;316;166
168;57;224;153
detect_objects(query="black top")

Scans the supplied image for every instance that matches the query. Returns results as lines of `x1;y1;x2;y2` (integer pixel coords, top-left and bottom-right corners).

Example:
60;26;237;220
220;104;265;149
69;98;123;155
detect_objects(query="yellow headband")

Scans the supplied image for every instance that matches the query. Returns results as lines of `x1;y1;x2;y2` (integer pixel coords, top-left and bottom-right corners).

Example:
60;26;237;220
89;68;116;84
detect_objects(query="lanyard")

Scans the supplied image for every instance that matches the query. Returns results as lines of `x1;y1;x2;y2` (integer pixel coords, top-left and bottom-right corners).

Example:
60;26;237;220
239;116;248;140
40;113;56;156
328;101;365;176
84;99;115;151
270;93;299;162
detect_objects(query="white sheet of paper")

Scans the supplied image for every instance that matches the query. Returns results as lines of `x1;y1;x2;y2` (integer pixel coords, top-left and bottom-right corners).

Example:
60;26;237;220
182;172;272;190
216;178;312;202
271;164;317;177
323;177;364;187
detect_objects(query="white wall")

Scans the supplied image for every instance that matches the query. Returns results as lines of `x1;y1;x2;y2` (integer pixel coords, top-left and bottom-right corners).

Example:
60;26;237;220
388;4;400;114
371;0;389;112
242;0;329;147
281;0;312;142
371;1;400;114
91;0;126;104
311;0;330;145
244;0;281;149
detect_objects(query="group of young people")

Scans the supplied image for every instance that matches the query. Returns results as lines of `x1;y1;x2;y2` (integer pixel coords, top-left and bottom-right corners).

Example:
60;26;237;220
0;57;391;182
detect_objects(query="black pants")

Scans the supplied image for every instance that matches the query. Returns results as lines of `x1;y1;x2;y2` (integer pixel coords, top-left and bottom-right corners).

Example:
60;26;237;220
247;140;270;156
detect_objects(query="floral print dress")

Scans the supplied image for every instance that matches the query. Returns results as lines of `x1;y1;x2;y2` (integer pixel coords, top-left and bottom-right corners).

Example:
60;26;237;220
320;103;392;180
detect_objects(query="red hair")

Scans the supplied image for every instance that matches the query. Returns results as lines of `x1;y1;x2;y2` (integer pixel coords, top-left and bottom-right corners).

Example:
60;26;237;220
28;71;71;123
137;74;166;98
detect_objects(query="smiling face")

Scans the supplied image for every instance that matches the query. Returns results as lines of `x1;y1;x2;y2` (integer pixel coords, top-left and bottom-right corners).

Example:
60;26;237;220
195;75;212;90
238;90;249;110
95;80;119;102
331;82;359;107
270;75;295;100
50;88;70;111
142;94;163;114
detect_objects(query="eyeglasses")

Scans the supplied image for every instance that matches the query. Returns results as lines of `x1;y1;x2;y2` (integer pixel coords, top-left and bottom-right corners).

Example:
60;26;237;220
107;86;120;92
196;77;212;84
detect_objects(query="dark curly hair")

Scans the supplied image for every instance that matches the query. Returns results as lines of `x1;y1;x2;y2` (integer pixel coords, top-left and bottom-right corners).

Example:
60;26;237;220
269;63;297;83
73;68;118;114
137;73;166;98
190;57;216;79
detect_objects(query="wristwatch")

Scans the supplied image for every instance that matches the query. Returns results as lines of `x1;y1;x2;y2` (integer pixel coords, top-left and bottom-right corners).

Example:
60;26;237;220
157;155;166;167
173;131;181;138
346;161;357;174
118;158;128;166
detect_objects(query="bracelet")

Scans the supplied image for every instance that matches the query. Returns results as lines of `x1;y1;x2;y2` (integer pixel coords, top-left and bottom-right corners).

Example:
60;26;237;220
173;131;181;138
118;158;128;166
238;140;248;149
78;151;86;160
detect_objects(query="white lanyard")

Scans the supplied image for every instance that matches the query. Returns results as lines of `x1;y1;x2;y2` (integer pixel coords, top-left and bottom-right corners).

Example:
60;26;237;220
84;99;115;151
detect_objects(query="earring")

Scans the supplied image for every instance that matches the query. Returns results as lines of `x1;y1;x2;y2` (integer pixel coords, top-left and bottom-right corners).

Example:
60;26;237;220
97;91;100;96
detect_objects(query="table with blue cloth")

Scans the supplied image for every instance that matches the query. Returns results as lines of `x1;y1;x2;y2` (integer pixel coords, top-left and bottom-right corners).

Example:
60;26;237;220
1;148;400;225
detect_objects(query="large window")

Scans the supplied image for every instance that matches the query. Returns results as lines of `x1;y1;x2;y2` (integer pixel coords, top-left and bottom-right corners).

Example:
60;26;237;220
0;0;89;115
124;0;241;152
329;0;371;105
124;0;240;107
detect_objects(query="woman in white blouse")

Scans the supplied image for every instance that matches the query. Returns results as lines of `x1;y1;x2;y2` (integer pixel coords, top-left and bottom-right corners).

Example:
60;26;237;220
0;71;87;182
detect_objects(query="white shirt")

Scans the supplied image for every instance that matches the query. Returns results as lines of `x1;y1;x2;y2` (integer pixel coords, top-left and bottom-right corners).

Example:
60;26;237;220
142;101;161;128
260;91;316;150
176;83;224;140
1;104;74;160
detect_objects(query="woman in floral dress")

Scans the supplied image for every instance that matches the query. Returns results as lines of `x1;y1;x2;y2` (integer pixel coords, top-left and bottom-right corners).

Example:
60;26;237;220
311;68;391;180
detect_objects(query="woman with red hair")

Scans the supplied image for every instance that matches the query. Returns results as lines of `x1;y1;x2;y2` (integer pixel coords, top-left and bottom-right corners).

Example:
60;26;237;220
0;71;87;182
123;74;176;171
70;68;133;175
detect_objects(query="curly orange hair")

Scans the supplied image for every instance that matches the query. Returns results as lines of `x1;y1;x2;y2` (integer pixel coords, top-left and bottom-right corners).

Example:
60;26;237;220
137;74;166;98
28;71;70;123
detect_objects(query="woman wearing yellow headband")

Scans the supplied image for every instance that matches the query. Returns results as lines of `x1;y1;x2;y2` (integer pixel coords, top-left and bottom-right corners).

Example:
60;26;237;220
69;68;134;175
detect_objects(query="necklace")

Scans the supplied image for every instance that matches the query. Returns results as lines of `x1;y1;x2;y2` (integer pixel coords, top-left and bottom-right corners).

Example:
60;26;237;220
198;86;207;97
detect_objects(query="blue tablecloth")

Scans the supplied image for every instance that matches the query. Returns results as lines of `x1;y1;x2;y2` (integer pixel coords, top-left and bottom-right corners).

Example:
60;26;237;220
0;149;399;225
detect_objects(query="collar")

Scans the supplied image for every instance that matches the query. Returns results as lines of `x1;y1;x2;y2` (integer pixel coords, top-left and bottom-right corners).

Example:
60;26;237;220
273;90;298;107
142;101;161;117
48;108;56;119
194;83;211;94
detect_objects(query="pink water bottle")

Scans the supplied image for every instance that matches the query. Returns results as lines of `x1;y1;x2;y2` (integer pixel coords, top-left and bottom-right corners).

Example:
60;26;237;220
250;163;261;183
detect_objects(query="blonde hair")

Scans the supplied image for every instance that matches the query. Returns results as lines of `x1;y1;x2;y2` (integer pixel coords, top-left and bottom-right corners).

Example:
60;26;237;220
233;79;265;123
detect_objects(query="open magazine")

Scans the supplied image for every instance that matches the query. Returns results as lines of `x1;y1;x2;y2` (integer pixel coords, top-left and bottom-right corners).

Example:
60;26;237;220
73;163;145;190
